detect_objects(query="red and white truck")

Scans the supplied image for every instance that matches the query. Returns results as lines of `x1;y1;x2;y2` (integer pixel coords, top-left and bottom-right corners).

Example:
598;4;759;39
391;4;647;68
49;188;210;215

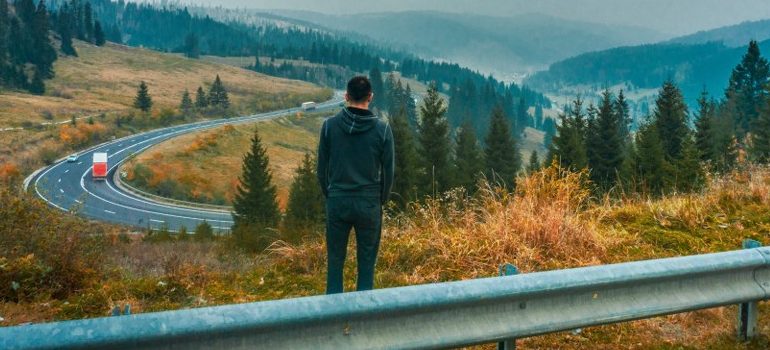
92;152;108;180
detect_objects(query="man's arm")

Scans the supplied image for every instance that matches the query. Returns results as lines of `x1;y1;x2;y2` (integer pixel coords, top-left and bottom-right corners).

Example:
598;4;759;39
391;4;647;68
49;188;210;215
381;122;395;204
317;120;330;198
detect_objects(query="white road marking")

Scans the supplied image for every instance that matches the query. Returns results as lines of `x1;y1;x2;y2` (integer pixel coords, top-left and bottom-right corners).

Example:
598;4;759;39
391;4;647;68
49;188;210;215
150;219;165;223
64;169;69;173
59;188;64;193
104;210;116;214
74;199;83;204
58;178;61;183
32;94;344;226
78;167;233;223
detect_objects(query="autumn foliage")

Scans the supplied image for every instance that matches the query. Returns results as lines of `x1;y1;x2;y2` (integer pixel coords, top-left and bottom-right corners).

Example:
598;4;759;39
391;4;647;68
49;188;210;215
58;122;108;147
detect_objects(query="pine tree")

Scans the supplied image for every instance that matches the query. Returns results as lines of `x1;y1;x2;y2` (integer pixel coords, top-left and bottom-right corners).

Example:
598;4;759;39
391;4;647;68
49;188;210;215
454;119;484;193
751;92;770;163
59;10;77;56
369;65;385;112
232;128;280;239
548;97;587;171
184;32;200;59
614;89;632;144
515;95;529;134
534;104;544;130
133;81;153;113
390;106;419;207
193;220;214;241
108;23;122;44
208;75;229;109
404;84;418;129
16;0;35;26
418;83;453;196
726;40;770;137
694;89;717;164
634;121;671;196
542;117;556;149
28;68;44;94
0;0;8;62
83;2;93;42
654;81;689;161
179;89;193;113
484;105;520;189
285;153;325;232
527;150;540;174
586;89;624;191
195;86;208;109
675;136;705;192
93;20;105;46
31;0;56;77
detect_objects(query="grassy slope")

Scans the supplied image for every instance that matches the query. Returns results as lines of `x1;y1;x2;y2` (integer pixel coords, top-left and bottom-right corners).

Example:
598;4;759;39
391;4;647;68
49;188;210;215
0;40;330;184
122;111;331;208
5;166;770;349
0;42;328;126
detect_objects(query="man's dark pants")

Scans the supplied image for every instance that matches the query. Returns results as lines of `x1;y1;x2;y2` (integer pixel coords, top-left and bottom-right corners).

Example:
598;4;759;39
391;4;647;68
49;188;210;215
325;196;382;294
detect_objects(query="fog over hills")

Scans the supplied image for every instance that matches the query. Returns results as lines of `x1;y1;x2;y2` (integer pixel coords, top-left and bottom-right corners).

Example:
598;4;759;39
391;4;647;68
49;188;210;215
170;0;770;37
666;19;770;47
266;10;666;79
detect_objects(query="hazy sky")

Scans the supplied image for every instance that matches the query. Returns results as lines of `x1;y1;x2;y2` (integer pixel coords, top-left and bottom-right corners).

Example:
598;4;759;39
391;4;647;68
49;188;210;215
171;0;770;36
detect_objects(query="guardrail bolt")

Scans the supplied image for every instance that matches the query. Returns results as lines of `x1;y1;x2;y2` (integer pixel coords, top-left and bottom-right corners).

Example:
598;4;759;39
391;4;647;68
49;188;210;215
498;263;519;350
738;239;761;341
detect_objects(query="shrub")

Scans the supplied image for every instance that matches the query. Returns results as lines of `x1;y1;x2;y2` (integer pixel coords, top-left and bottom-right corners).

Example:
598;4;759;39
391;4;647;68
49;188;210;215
194;221;215;241
0;189;105;301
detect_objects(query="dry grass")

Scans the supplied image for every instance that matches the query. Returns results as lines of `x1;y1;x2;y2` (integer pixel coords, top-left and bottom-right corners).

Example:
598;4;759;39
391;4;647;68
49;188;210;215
122;111;331;207
0;40;330;185
0;41;328;126
5;165;770;348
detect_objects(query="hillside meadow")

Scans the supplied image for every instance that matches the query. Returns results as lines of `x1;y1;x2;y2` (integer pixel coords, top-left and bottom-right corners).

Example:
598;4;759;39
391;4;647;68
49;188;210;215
0;40;331;186
3;165;770;349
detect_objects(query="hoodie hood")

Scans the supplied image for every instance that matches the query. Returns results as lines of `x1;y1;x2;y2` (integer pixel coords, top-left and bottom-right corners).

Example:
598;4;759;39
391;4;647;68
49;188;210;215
339;107;379;134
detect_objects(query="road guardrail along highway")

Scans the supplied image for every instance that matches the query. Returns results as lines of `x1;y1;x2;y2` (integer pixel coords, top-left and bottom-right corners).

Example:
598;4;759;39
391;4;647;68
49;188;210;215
2;244;767;349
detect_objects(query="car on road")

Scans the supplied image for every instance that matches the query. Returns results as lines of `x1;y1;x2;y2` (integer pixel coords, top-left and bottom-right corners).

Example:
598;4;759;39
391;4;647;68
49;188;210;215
66;154;79;162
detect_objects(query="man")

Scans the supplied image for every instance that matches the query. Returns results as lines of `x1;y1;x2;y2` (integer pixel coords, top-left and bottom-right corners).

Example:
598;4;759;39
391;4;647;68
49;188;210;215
317;76;395;294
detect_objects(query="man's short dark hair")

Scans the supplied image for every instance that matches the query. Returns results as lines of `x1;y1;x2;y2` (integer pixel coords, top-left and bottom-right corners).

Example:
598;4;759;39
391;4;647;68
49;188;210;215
347;76;372;103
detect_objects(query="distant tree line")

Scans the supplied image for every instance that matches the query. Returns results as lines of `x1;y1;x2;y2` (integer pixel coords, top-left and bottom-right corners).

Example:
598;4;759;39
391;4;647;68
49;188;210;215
77;0;550;111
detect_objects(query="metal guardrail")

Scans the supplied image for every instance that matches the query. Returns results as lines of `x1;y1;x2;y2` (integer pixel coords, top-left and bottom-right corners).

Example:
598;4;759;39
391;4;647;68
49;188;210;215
112;169;232;213
2;246;769;350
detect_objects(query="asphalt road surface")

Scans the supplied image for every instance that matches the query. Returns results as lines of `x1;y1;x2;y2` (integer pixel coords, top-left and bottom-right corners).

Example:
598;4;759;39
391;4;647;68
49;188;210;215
26;92;345;232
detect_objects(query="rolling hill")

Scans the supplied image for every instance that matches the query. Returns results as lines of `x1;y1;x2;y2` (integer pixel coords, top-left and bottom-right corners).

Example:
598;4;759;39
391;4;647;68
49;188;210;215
526;39;770;106
271;10;667;78
526;19;770;105
666;19;770;47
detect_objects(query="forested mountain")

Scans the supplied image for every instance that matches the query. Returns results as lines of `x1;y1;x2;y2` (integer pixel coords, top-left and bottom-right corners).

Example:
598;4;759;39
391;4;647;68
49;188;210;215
666;19;770;47
0;0;551;136
81;0;550;131
526;40;770;105
270;10;667;77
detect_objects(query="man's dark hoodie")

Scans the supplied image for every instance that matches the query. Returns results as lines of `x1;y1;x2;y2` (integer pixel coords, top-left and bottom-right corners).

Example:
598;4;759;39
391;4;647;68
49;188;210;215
317;106;394;203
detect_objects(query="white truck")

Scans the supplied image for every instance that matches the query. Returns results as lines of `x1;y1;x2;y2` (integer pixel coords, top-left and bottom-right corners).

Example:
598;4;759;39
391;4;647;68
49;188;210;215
301;101;317;111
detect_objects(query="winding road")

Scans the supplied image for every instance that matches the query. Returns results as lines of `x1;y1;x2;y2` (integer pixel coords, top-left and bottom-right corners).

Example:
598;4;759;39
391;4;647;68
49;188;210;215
25;92;345;232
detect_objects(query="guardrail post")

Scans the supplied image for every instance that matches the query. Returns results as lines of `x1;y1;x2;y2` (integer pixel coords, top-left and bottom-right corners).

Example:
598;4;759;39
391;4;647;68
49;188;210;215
498;263;518;350
738;239;761;341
